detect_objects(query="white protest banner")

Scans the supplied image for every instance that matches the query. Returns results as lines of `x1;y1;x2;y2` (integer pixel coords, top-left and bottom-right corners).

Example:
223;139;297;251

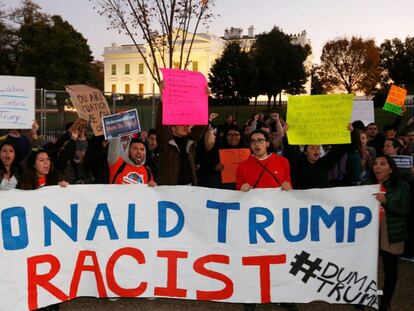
0;185;379;310
0;75;35;129
65;85;111;136
351;100;375;126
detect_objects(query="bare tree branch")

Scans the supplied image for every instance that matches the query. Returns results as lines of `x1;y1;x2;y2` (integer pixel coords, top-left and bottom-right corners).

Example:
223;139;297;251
93;0;215;87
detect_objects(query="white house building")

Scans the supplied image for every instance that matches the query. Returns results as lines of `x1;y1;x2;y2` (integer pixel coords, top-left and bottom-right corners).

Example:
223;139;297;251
103;27;312;96
103;32;224;96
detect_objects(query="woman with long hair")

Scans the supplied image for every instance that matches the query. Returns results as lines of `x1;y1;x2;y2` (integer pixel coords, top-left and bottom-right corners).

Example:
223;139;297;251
0;142;22;190
17;148;68;190
373;156;411;311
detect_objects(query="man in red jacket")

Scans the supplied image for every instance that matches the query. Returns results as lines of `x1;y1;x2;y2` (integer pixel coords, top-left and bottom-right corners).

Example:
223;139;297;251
237;130;296;311
236;129;292;191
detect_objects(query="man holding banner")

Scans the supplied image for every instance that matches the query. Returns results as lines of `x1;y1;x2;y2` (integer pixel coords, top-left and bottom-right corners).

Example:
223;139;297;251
236;129;292;192
237;129;295;311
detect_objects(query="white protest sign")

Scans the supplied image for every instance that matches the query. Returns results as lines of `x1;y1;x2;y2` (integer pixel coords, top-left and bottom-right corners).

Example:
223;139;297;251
0;75;35;129
0;184;379;310
351;100;375;126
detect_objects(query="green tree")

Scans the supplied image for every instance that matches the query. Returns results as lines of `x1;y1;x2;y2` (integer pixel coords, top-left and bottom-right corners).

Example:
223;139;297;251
90;60;105;91
17;14;94;89
208;42;255;103
310;64;325;95
0;8;18;75
380;37;414;93
319;36;380;95
251;27;309;106
9;0;49;25
1;0;94;89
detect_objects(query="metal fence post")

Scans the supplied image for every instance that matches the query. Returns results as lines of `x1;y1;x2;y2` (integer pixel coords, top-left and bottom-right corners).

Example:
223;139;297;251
151;85;156;128
40;88;46;138
112;93;116;114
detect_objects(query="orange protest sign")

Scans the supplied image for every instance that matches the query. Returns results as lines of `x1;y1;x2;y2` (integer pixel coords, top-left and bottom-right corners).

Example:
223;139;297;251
386;85;407;107
383;85;407;115
219;148;251;183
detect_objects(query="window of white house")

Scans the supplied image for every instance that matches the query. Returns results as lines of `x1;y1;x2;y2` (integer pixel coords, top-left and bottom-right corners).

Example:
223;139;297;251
138;63;144;74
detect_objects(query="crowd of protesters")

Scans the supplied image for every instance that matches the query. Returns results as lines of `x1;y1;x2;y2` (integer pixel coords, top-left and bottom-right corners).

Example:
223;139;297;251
1;105;413;311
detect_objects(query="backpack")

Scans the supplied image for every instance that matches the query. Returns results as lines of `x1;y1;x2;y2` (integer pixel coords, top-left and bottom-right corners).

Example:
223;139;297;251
111;161;152;184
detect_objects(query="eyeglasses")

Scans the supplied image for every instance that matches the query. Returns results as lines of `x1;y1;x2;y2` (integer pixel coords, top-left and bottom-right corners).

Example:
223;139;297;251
250;138;266;145
227;133;240;137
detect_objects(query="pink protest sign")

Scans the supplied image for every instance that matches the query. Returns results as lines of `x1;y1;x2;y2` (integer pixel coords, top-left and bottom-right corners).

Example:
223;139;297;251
160;68;208;125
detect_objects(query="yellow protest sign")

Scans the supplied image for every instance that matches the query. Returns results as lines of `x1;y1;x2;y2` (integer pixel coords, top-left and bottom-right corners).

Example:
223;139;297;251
287;94;354;145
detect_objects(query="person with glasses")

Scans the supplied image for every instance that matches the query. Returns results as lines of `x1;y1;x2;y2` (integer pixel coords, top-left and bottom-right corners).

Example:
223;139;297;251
237;129;295;311
197;125;247;189
236;129;292;192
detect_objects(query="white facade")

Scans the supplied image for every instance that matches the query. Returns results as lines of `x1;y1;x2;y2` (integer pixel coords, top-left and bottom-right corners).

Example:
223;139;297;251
103;28;313;97
103;33;225;95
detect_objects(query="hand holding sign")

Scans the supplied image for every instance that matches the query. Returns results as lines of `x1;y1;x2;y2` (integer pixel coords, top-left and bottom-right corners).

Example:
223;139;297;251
65;84;111;136
219;148;251;183
102;109;141;140
383;85;407;115
0;75;35;129
287;94;354;145
160;68;208;125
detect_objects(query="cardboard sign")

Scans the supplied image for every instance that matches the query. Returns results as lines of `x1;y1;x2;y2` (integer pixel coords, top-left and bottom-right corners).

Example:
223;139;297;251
390;155;413;169
65;84;111;136
0;75;35;129
102;109;141;140
287;94;354;145
219;148;251;183
383;85;407;115
351;100;375;126
69;118;88;132
0;184;380;310
160;68;208;125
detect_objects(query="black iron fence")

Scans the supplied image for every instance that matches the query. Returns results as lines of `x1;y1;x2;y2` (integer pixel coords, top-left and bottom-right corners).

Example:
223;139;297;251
1;90;413;143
